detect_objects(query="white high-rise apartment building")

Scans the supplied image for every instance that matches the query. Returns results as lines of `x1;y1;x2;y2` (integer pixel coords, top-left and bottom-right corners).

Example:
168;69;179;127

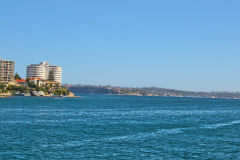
26;62;49;80
26;62;62;84
48;66;62;84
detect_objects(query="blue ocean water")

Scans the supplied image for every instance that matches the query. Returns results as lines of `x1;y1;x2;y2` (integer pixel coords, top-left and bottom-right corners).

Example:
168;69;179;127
0;95;240;160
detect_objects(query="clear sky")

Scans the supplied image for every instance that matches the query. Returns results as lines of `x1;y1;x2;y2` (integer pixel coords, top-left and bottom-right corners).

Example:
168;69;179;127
1;0;240;91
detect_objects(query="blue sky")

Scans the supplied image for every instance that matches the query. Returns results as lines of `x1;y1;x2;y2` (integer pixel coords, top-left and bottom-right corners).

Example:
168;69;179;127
1;0;240;91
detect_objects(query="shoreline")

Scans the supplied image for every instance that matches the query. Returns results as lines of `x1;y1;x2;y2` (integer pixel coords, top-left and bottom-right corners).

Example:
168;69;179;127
2;93;240;100
0;95;80;98
0;92;80;98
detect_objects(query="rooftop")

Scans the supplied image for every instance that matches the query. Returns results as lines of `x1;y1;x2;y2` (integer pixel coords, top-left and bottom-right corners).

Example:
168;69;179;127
16;79;27;83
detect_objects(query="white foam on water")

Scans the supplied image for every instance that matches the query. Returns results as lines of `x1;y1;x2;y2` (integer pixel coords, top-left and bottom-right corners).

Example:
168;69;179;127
107;127;183;141
201;120;240;129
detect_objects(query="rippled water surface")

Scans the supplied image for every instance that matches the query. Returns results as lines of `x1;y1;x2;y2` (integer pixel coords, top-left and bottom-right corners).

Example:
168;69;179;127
1;95;240;159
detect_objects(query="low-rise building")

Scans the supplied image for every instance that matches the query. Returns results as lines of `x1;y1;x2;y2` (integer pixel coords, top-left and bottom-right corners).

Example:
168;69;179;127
28;78;46;87
45;81;61;90
15;79;28;87
28;78;61;90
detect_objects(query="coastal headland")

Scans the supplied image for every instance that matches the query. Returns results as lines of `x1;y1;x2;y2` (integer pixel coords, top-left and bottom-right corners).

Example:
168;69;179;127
0;58;79;98
66;84;240;99
0;79;77;98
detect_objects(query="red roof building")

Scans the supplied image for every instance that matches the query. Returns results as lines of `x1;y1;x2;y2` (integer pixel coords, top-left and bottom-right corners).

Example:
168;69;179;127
15;79;28;87
15;79;27;83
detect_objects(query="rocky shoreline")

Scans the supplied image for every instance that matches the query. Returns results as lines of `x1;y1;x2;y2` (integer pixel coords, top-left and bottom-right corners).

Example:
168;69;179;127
0;91;79;98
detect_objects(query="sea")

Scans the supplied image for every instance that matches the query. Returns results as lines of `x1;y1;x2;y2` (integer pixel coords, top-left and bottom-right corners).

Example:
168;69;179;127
0;94;240;160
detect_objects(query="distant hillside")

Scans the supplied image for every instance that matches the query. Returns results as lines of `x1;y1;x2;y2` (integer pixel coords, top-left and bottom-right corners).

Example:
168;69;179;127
66;85;117;94
65;84;240;99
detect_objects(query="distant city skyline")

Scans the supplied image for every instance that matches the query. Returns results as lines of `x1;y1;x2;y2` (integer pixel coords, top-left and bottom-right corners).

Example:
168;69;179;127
1;0;240;91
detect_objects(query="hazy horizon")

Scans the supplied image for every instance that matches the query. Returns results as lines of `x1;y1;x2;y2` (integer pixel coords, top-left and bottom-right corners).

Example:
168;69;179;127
1;0;240;92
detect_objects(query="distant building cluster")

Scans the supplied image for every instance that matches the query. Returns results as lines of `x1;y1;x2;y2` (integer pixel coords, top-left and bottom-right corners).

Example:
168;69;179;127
0;57;62;87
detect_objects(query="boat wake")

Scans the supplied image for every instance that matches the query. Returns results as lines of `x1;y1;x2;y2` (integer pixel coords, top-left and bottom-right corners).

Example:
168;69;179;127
107;128;183;141
201;120;240;130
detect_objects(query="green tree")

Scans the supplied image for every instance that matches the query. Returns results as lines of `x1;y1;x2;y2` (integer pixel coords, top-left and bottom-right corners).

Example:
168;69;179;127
14;73;22;79
7;85;30;93
28;82;37;88
0;82;6;90
48;70;54;82
54;89;69;96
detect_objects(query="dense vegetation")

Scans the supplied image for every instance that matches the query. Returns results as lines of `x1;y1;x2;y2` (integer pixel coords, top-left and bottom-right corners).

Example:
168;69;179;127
7;85;29;93
54;89;69;96
0;83;8;93
0;82;69;96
